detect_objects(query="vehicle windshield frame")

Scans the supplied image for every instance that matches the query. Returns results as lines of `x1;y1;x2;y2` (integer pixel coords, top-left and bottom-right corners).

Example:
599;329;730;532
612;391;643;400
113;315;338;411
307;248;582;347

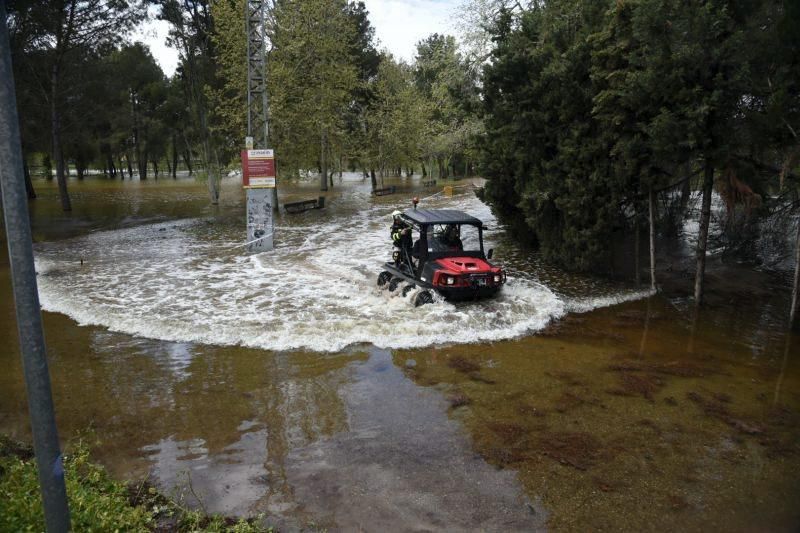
407;219;485;262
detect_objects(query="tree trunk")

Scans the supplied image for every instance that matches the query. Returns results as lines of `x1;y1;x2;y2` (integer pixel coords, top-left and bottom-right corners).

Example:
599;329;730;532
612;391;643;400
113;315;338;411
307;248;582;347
694;160;714;305
50;62;71;211
320;129;328;192
125;152;134;179
42;154;52;180
182;150;193;175
181;129;194;175
205;138;220;204
132;91;145;180
422;162;427;177
790;218;800;329
106;153;116;178
152;159;158;179
23;155;36;199
370;168;377;191
137;154;147;180
679;166;692;212
649;186;656;291
75;157;84;180
171;133;178;178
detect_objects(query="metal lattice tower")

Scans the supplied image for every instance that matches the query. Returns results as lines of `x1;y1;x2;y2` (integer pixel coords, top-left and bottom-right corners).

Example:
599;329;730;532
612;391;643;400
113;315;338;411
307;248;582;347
246;1;269;149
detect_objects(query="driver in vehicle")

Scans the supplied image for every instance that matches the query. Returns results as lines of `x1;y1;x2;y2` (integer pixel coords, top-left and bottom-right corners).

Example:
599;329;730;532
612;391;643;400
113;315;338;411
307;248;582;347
440;224;463;251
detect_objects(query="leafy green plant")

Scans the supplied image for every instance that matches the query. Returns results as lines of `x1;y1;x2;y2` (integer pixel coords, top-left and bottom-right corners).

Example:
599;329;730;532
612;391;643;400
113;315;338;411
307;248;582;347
0;438;149;531
0;436;271;532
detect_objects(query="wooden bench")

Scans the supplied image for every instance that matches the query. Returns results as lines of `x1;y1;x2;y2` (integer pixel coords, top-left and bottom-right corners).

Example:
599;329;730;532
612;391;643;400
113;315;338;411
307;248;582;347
372;186;396;196
284;196;325;214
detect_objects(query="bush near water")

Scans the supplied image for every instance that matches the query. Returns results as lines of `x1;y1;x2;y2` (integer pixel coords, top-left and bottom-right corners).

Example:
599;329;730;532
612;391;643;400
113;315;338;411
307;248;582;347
480;0;798;271
0;436;271;532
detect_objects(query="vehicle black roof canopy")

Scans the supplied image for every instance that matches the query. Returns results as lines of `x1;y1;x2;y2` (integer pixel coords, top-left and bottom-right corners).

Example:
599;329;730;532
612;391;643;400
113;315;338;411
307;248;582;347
402;209;483;227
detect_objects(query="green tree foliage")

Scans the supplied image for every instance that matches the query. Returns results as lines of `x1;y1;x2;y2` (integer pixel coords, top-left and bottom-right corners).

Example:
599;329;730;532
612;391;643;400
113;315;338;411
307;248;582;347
105;44;168;180
341;1;381;176
481;3;609;267
158;0;225;203
6;0;148;210
414;34;482;179
209;0;247;160
268;0;358;190
456;0;538;64
362;54;428;182
480;0;798;283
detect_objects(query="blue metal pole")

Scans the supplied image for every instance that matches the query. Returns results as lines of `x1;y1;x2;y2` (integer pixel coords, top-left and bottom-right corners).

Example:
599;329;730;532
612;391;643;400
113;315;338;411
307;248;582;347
0;1;71;530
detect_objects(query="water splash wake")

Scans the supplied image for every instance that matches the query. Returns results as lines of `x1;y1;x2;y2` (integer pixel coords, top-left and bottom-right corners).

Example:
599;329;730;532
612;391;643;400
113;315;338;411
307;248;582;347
34;192;648;352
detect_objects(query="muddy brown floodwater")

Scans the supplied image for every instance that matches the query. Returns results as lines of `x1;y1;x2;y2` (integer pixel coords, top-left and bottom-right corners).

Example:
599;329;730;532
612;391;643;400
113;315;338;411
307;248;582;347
1;174;798;531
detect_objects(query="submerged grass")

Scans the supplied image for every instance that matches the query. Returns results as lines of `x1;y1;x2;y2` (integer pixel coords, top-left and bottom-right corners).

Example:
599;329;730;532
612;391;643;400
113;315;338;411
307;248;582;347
394;295;800;532
0;435;271;532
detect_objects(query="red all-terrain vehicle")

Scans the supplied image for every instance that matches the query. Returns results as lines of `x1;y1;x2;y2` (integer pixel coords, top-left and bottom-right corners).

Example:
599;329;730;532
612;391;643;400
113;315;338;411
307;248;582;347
378;209;507;306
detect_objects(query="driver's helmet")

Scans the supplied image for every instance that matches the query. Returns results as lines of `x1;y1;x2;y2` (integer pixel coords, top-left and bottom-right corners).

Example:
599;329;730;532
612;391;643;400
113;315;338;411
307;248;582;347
444;224;458;240
391;210;402;220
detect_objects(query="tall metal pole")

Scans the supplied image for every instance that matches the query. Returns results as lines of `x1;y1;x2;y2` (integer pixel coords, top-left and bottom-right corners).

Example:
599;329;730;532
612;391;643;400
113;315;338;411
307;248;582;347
260;3;269;148
245;0;252;138
244;0;275;253
246;0;269;149
0;2;71;531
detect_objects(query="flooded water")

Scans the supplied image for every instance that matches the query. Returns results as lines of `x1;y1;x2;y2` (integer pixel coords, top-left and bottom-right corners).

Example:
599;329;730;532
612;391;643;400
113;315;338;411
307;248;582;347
1;174;798;531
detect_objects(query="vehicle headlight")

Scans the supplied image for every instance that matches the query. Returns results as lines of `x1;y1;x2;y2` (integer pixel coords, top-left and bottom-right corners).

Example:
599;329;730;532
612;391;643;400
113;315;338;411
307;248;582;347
446;276;455;285
493;274;501;283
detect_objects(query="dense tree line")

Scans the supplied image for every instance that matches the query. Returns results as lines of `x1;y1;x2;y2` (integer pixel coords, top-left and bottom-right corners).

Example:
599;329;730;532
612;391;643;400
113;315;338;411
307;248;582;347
6;0;483;208
210;0;482;191
6;0;215;207
478;0;799;305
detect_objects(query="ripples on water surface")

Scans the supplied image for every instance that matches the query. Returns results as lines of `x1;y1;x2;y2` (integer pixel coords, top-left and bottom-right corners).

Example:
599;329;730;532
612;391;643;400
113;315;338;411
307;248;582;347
2;175;798;531
33;178;651;352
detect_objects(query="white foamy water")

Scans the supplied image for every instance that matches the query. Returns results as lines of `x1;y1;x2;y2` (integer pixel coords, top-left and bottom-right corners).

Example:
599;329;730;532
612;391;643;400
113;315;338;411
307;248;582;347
565;288;657;314
34;191;648;352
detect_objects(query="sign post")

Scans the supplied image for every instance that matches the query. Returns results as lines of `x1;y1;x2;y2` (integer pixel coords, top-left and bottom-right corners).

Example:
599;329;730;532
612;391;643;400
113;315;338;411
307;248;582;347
245;1;274;253
242;149;276;252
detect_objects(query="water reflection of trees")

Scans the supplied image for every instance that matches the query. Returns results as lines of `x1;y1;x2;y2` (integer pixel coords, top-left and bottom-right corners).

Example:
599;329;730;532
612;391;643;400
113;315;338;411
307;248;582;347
3;320;358;511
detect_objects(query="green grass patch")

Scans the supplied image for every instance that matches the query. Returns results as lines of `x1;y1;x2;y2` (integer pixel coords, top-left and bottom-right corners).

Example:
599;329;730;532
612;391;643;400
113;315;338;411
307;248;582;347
0;436;271;532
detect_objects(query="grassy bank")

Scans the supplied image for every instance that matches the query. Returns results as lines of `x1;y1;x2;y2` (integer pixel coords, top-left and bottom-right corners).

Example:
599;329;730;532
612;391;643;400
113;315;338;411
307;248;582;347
0;436;271;532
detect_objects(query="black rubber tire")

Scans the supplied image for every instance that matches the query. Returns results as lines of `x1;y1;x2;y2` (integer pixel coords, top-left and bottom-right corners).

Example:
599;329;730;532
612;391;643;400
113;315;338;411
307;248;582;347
377;271;392;287
414;290;434;307
388;277;402;292
402;284;416;297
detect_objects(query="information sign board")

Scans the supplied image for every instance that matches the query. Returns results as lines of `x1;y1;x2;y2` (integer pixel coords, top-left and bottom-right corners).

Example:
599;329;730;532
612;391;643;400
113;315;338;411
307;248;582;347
242;149;276;188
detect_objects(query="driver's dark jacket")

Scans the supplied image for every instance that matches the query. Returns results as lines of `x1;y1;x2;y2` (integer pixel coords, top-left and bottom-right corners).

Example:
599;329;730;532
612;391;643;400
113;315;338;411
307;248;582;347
391;220;412;250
